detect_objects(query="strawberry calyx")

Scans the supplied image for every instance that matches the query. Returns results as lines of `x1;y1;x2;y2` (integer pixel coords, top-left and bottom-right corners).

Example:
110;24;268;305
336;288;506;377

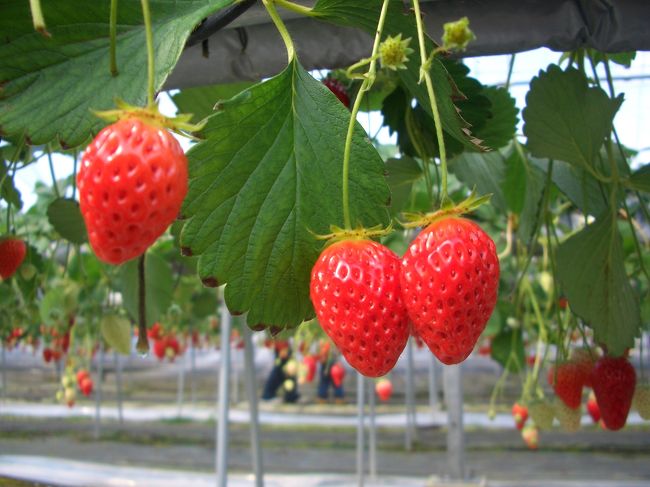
94;99;206;139
313;223;394;247
400;189;491;229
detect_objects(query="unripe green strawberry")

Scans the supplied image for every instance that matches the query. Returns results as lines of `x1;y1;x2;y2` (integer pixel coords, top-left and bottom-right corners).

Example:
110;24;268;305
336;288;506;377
632;382;650;420
521;424;539;450
554;398;581;432
528;399;555;431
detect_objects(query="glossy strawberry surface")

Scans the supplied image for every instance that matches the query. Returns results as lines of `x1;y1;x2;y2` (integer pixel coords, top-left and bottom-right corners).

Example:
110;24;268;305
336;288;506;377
592;355;636;431
0;237;27;279
400;217;499;364
310;239;410;377
78;118;187;264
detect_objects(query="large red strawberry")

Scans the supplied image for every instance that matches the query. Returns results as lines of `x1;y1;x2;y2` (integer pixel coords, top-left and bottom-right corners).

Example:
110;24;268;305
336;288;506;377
548;361;585;409
77;118;187;265
592;355;636;431
400;217;499;364
322;78;350;108
0;237;27;280
310;239;410;377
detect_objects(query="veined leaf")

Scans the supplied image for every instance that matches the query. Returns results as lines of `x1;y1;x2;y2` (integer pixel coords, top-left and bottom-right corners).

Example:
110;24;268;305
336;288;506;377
0;0;235;147
47;198;88;245
523;65;623;171
557;212;640;356
100;314;131;355
627;164;650;193
172;81;256;123
179;59;390;330
476;86;519;150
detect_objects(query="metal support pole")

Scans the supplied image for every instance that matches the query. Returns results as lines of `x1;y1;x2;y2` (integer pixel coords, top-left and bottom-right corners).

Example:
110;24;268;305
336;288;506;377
356;373;365;487
114;352;124;424
428;354;438;414
1;344;6;403
405;337;416;451
93;342;104;439
216;303;232;487
444;364;465;480
243;325;264;487
177;349;186;417
232;349;239;405
368;378;377;480
190;328;197;408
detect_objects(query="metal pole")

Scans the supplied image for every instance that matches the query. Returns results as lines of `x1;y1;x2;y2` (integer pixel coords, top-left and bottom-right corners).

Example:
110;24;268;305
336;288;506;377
114;352;124;424
405;337;416;451
190;327;197;408
428;354;438;414
232;348;239;405
216;302;232;487
177;349;186;417
444;363;465;480
93;342;104;439
1;343;6;403
356;372;365;487
368;378;377;480
243;325;264;487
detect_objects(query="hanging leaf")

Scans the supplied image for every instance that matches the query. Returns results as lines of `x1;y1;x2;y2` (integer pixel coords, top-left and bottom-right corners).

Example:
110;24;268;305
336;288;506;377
523;65;623;172
450;151;507;211
627;164;650;193
385;156;423;215
475;86;519;150
100;314;132;355
172;81;256;123
179;59;390;330
46;198;88;244
119;251;173;327
557;212;640;356
0;0;235;147
0;160;23;209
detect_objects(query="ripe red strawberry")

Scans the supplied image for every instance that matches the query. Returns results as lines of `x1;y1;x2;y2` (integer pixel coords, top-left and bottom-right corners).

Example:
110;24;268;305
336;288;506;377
592;355;636;431
570;348;596;388
0;237;27;280
76;369;89;385
80;377;93;396
633;382;650;420
548;362;583;409
77;118;188;265
310;239;410;377
586;391;600;423
512;402;528;430
558;296;568;310
375;378;393;401
322;78;350;108
330;362;345;387
42;348;53;363
400;217;499;365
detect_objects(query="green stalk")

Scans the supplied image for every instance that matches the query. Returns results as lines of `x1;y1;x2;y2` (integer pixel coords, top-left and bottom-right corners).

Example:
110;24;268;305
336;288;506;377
412;0;449;205
274;0;315;16
46;146;61;198
504;53;516;91
340;0;391;229
29;0;50;36
140;0;155;106
263;0;295;63
110;0;119;76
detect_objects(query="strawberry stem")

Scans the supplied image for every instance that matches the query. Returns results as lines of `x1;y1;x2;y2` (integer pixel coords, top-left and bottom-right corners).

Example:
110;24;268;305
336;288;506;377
110;0;119;76
262;0;295;63
136;254;149;354
411;0;449;205
341;0;390;230
140;0;155;107
29;0;50;37
274;0;314;16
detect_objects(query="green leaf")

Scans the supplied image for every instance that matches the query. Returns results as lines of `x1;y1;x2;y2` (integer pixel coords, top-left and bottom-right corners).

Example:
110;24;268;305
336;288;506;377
172;81;255;123
385;156;423;215
0;160;23;209
450;152;507;211
100;314;131;355
119;251;173;328
557;212;640;355
179;59;390;329
627;164;650;193
312;0;484;152
523;65;623;171
490;328;525;373
475;86;519;150
191;289;219;319
0;0;235;147
46;198;88;244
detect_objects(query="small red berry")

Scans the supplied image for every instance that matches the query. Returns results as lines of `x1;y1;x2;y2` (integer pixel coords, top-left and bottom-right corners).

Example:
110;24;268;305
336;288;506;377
512;402;529;430
0;237;27;280
322;78;350;108
330;362;345;387
77;118;188;265
375;378;393;401
400;217;499;365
